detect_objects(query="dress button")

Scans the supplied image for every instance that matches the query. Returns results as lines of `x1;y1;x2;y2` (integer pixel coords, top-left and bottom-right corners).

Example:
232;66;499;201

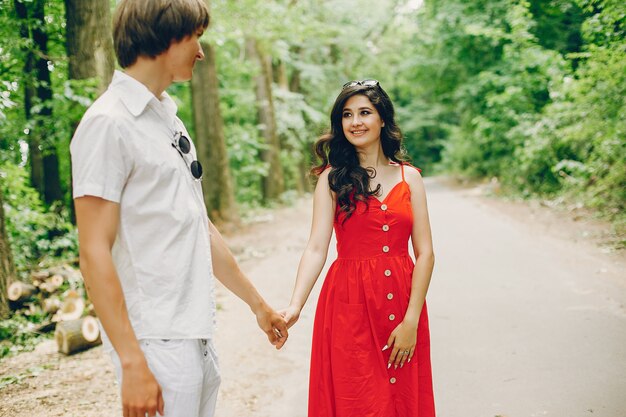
204;351;208;357
382;224;390;232
387;293;393;300
384;269;392;277
390;377;397;384
382;246;390;253
381;204;388;211
389;314;395;321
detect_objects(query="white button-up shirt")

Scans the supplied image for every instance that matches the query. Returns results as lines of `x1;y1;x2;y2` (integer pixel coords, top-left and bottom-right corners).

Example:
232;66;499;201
71;71;216;349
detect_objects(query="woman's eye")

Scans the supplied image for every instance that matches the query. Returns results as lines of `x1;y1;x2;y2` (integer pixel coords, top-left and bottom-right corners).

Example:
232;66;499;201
361;110;371;115
343;112;351;118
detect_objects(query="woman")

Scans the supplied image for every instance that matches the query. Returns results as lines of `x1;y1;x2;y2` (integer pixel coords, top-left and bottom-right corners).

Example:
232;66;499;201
281;79;436;416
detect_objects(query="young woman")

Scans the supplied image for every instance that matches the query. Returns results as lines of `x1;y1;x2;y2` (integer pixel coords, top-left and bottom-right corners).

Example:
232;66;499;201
281;80;436;416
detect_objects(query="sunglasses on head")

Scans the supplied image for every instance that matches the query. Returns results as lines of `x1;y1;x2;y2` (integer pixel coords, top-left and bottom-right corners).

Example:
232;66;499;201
172;131;203;180
342;79;380;90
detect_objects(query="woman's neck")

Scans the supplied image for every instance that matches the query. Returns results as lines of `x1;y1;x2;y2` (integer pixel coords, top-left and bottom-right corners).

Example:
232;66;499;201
358;143;388;168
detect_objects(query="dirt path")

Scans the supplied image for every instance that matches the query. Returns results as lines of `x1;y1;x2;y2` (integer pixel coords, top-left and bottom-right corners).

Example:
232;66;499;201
1;178;624;417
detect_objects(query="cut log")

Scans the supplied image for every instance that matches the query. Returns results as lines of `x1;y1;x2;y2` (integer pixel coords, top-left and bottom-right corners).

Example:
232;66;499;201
53;296;85;322
42;297;61;314
55;316;102;355
31;270;50;282
80;315;101;342
8;281;37;302
48;274;64;287
39;274;64;293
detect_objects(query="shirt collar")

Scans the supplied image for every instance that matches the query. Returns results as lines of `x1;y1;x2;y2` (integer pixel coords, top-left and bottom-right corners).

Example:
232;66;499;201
110;70;178;118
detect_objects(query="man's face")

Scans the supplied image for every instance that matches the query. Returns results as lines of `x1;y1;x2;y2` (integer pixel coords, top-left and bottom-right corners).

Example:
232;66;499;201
164;28;205;82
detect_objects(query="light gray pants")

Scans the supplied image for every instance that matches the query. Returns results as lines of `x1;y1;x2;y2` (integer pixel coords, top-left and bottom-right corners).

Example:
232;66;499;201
110;339;221;417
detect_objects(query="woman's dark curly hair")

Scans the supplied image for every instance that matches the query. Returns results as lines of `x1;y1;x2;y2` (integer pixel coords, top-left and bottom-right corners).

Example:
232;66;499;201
312;82;407;221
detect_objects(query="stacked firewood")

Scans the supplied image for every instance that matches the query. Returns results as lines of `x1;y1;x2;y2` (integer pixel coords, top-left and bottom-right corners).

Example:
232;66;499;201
7;264;102;355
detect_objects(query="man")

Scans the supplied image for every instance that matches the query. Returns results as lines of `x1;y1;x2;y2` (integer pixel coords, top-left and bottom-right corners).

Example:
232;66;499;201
70;1;288;417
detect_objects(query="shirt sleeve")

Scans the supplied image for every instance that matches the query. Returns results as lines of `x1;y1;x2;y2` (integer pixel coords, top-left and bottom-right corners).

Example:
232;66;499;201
70;113;132;203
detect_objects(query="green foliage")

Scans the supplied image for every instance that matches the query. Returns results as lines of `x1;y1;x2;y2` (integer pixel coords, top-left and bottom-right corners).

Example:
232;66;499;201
0;314;50;358
0;0;624;275
381;0;624;230
1;163;77;276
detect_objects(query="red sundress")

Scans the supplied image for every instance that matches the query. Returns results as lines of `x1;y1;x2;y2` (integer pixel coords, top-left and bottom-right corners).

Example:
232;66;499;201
308;163;435;417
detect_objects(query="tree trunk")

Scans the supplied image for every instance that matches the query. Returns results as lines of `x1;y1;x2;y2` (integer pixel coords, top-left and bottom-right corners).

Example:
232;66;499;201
15;0;44;199
191;41;239;224
64;0;115;222
286;47;311;193
0;186;17;319
64;0;115;89
246;37;284;202
15;0;63;206
274;60;290;90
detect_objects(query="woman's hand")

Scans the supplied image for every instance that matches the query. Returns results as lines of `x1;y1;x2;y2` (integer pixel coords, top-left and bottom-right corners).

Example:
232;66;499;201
384;320;417;369
278;304;302;329
253;303;289;350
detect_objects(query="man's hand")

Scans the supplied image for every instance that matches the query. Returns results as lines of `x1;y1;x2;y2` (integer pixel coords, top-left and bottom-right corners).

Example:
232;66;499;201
278;304;301;329
121;357;164;417
254;304;289;349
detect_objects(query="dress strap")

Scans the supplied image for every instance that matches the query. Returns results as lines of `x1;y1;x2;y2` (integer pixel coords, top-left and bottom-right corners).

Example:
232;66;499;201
400;162;406;183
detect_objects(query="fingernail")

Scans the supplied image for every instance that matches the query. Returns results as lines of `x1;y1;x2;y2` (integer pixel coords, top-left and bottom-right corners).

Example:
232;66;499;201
382;345;389;351
408;358;411;362
394;364;398;370
387;363;391;369
400;363;404;368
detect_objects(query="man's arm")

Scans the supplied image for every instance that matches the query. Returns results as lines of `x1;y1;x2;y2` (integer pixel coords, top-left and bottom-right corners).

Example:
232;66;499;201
75;196;164;417
208;220;288;349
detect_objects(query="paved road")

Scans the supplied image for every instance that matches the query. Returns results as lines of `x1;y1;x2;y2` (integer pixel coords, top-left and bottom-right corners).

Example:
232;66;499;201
214;178;626;417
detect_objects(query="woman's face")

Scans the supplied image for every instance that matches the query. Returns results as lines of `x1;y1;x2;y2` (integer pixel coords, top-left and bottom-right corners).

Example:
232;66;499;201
341;94;385;149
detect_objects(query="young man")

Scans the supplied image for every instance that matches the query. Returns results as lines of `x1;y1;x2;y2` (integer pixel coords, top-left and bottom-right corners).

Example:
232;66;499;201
70;1;288;417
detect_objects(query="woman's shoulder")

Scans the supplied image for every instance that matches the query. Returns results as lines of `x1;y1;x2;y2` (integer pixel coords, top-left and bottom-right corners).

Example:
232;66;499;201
399;162;424;187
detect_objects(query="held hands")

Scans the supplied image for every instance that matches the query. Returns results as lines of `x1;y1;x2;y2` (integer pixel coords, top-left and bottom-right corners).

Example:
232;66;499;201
383;320;417;370
254;303;289;349
121;357;164;417
278;304;301;329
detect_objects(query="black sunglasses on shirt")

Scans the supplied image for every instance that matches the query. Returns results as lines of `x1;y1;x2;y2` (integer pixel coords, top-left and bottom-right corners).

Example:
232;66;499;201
171;131;203;180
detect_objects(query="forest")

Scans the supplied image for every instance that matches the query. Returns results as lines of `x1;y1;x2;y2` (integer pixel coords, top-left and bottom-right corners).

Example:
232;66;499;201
0;0;624;355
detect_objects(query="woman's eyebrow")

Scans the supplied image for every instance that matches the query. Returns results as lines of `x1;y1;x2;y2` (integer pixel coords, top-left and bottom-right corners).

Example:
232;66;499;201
343;106;373;111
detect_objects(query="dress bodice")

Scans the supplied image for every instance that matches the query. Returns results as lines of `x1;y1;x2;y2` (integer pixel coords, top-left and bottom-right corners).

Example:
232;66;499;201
334;179;413;260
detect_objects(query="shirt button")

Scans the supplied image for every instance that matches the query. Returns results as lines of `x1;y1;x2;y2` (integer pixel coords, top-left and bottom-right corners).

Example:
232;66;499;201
389;314;396;321
384;269;392;277
381;204;388;211
390;377;397;384
382;224;390;232
202;340;207;345
387;293;393;300
382;246;390;253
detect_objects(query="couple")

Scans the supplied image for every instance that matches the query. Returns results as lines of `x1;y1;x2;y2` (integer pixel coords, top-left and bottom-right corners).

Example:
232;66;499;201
71;1;436;417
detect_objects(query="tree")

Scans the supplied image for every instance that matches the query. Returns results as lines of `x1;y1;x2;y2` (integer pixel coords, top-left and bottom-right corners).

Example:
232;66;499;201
246;37;284;202
0;181;17;319
64;0;115;220
191;27;239;223
14;0;63;206
64;0;115;90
